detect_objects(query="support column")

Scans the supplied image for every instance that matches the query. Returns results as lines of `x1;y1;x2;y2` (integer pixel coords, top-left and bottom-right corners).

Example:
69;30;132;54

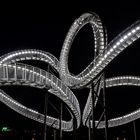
133;121;137;140
43;64;50;140
88;116;91;140
91;82;96;140
54;129;56;140
59;102;63;140
43;92;49;140
73;117;77;140
103;73;108;140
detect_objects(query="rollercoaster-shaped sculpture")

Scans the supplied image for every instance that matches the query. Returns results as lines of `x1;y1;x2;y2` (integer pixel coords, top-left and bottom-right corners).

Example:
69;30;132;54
0;12;140;132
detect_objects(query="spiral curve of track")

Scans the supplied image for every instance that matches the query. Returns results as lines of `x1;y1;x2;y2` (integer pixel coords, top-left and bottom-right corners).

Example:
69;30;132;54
0;12;140;131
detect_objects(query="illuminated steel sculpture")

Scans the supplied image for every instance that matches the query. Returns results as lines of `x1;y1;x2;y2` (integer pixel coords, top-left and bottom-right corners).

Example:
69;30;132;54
0;12;140;135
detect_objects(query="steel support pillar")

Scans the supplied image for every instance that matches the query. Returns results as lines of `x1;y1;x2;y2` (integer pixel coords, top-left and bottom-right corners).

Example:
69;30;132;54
103;73;108;140
88;116;91;140
90;73;109;140
59;102;63;140
133;121;137;140
43;92;49;140
43;65;50;140
73;117;77;140
91;82;96;140
54;129;56;140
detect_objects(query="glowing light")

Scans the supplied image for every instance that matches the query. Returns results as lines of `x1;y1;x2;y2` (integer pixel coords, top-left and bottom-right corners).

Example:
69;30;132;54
1;127;9;132
0;12;139;132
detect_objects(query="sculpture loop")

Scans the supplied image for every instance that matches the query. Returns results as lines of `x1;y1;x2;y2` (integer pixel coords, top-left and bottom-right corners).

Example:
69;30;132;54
0;12;140;131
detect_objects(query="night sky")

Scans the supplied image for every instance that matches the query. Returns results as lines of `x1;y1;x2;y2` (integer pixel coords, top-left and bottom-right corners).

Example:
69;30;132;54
0;4;140;139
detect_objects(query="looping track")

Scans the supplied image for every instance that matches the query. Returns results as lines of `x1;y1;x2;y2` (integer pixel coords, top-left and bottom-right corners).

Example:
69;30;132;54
0;12;140;131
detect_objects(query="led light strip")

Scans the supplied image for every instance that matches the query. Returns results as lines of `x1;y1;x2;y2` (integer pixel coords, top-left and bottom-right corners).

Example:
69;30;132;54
0;49;81;131
0;63;81;131
59;13;105;88
0;12;139;131
76;20;140;88
83;76;140;128
0;49;59;72
59;13;140;88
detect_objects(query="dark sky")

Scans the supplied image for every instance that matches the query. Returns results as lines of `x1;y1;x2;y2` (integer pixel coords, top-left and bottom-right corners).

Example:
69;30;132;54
0;5;140;139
